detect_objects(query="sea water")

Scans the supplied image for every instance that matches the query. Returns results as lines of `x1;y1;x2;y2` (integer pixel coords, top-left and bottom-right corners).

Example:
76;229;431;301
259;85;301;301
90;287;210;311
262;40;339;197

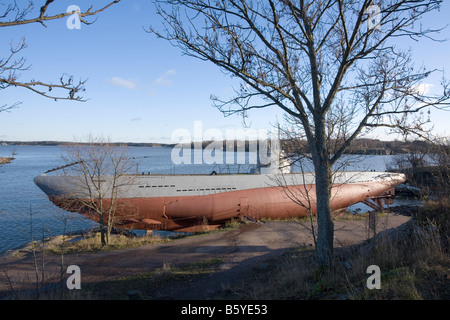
0;145;406;254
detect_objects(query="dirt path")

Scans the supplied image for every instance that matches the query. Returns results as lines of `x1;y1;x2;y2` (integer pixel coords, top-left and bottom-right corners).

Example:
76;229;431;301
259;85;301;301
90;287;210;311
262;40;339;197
0;213;411;299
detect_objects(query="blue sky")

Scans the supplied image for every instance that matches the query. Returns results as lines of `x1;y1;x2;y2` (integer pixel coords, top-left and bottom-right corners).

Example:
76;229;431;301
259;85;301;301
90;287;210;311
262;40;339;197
1;0;450;143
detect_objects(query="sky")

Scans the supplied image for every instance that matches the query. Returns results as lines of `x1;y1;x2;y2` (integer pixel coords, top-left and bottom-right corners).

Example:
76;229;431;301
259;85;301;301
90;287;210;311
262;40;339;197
1;0;450;144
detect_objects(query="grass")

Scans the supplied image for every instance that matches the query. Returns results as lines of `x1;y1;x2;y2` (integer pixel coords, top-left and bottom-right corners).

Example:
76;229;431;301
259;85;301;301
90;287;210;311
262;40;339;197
219;202;450;300
219;234;449;299
42;231;173;255
414;199;450;246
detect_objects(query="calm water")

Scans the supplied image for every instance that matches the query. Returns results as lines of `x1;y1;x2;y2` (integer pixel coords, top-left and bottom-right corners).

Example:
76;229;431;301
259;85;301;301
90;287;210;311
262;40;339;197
0;145;404;254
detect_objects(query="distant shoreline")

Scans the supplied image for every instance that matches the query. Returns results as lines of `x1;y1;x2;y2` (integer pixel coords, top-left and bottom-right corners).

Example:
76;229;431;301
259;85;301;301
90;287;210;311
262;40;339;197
0;141;175;148
0;138;433;155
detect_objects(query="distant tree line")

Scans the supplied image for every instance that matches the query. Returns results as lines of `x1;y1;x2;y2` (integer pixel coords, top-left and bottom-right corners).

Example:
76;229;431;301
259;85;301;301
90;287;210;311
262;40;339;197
1;138;437;155
281;138;434;156
1;141;173;148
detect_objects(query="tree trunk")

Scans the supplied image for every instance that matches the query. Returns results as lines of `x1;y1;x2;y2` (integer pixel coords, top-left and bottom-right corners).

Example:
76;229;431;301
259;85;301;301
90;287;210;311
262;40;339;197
314;156;334;269
99;211;107;246
100;223;107;246
98;193;107;246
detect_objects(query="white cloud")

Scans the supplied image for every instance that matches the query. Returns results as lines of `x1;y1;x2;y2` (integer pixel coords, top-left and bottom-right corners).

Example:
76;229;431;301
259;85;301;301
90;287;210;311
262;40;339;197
155;69;176;86
413;83;434;95
109;77;137;90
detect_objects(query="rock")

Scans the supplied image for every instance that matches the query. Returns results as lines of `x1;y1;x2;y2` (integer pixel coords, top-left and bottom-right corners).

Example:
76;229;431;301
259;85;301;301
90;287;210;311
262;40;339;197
0;157;14;164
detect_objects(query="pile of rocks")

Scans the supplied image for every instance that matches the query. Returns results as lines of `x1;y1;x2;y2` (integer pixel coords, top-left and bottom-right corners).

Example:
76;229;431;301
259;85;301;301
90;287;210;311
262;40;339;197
0;157;14;164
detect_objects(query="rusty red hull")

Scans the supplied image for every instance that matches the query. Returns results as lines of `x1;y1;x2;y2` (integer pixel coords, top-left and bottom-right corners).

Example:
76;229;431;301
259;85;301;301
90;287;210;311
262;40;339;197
49;179;400;232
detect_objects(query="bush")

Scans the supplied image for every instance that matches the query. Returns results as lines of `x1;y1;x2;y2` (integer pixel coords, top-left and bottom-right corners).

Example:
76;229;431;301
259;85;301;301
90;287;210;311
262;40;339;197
415;200;450;248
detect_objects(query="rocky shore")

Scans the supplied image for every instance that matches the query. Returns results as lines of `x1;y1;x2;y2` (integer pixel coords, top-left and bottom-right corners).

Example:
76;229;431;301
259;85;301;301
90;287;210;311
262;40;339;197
0;157;14;164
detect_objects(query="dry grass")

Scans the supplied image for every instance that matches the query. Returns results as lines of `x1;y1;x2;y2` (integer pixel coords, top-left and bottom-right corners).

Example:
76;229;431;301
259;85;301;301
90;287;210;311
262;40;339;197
220;208;450;300
42;231;172;255
414;199;450;247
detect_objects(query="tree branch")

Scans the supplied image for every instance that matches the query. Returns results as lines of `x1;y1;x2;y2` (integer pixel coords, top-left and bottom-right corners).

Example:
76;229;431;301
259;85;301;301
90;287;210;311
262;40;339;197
0;1;120;27
0;1;120;104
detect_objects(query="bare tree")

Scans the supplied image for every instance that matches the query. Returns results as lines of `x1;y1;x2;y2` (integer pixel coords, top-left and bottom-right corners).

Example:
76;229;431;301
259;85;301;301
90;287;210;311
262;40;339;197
274;119;364;247
392;136;450;197
428;137;450;196
273;157;318;246
61;136;137;246
0;1;121;111
150;0;450;268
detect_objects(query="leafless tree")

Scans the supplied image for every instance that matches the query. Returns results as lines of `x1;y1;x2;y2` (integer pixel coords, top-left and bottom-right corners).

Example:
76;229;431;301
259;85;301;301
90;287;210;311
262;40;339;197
62;136;137;246
386;137;450;196
0;1;120;111
273;157;318;246
428;137;450;196
274;119;362;247
150;0;450;268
